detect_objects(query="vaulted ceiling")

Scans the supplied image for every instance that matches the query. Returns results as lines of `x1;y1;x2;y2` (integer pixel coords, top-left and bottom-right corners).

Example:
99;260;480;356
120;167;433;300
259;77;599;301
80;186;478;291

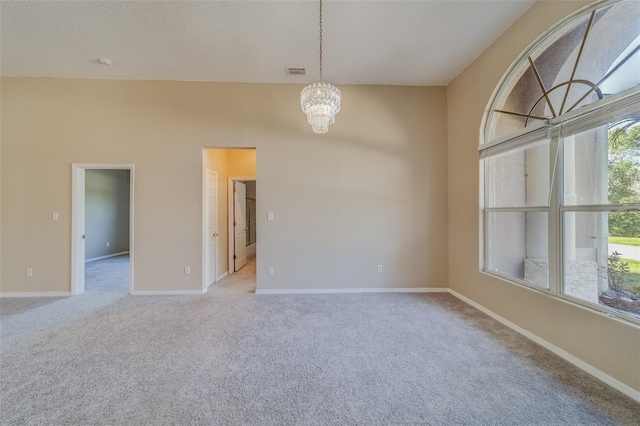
0;0;535;86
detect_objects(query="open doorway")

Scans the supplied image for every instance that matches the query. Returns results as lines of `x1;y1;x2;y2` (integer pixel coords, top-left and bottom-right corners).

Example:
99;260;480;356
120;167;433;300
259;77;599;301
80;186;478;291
203;149;256;292
71;164;134;295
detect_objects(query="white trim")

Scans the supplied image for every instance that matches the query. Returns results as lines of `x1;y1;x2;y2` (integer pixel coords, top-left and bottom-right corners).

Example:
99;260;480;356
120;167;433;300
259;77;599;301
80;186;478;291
481;0;620;145
202;160;219;292
202;153;207;292
479;270;640;327
72;164;135;296
71;166;85;295
255;287;449;295
0;292;71;298
478;121;549;153
246;242;256;258
216;271;229;282
228;176;256;276
130;290;205;296
85;251;129;263
549;85;640;131
447;289;640;403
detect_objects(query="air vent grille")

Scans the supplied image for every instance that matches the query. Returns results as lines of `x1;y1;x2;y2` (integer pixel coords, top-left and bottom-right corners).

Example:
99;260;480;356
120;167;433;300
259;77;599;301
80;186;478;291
287;67;306;75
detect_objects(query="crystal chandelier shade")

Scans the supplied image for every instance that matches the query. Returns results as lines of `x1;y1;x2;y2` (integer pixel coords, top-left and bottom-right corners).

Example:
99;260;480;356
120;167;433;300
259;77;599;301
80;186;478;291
301;0;341;134
301;82;341;134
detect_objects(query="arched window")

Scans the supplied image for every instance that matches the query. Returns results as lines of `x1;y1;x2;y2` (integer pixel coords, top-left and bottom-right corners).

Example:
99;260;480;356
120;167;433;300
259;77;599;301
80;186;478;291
479;0;640;323
485;0;640;142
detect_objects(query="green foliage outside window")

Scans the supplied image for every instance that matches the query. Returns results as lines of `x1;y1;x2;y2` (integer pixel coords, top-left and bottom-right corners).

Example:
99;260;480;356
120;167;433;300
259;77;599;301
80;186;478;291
608;124;640;237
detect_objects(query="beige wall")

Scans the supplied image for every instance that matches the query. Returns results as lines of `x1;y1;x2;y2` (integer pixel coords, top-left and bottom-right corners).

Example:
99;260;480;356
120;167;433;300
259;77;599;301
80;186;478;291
228;149;257;177
1;79;448;293
205;148;257;277
447;0;640;394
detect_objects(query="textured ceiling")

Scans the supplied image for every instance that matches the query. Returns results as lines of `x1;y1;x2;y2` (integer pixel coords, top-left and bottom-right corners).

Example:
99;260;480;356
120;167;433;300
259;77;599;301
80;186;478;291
0;0;536;86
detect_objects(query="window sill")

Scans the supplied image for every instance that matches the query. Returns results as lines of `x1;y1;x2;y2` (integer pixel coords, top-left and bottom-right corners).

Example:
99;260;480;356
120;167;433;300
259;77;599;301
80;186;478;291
479;269;640;328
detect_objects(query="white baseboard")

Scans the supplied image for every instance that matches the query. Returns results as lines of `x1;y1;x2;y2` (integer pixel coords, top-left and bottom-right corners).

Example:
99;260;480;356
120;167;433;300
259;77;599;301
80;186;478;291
216;271;229;282
255;287;449;295
0;291;71;298
447;289;640;403
130;290;204;296
85;251;129;263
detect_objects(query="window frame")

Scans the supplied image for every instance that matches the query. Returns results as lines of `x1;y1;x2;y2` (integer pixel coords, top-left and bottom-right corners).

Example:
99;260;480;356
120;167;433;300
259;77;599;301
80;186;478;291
482;137;554;292
480;87;640;326
482;0;639;144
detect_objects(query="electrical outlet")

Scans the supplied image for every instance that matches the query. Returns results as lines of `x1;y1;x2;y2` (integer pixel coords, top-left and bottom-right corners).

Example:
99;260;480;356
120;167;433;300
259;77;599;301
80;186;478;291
377;265;383;273
26;268;33;277
52;212;59;221
184;266;191;274
106;242;110;248
268;267;274;275
268;212;274;221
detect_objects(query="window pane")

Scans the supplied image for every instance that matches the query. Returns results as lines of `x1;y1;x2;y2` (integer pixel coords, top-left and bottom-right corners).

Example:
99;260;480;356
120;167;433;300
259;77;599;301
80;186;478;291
598;35;640;96
563;211;640;319
487;140;550;208
563;122;640;206
486;1;640;142
486;212;548;288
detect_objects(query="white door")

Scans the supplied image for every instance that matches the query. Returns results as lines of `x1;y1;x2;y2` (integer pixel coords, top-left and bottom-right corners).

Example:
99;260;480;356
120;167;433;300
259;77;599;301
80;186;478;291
206;170;218;286
234;181;247;271
72;166;86;295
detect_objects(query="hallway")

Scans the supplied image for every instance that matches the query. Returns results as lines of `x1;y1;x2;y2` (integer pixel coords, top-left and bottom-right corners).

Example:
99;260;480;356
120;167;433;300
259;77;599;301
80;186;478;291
211;256;256;294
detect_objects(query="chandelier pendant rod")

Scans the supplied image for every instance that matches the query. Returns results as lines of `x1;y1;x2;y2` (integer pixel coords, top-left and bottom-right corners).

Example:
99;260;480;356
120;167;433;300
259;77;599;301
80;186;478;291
300;0;340;134
319;0;323;82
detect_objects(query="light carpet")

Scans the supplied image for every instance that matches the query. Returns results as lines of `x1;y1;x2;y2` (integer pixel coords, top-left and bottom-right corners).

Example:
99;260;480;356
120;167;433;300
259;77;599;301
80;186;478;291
1;256;639;425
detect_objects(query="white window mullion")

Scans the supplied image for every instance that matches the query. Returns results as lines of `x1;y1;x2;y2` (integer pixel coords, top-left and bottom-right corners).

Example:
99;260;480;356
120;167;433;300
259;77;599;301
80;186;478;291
482;157;489;272
549;136;562;296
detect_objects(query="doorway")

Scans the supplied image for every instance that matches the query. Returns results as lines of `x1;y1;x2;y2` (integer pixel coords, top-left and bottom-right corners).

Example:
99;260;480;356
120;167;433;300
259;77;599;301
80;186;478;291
71;164;135;295
202;148;256;291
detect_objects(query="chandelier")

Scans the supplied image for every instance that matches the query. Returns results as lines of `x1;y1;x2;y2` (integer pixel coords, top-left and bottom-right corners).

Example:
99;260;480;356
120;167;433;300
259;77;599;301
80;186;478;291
301;0;341;134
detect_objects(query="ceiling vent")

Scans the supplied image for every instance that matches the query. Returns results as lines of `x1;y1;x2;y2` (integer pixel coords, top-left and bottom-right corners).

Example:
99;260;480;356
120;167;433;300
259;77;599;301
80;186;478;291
287;67;306;75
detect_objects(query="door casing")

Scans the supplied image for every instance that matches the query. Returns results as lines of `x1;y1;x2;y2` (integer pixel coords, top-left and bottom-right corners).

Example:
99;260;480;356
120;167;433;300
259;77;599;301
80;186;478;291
71;163;135;295
203;168;219;291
